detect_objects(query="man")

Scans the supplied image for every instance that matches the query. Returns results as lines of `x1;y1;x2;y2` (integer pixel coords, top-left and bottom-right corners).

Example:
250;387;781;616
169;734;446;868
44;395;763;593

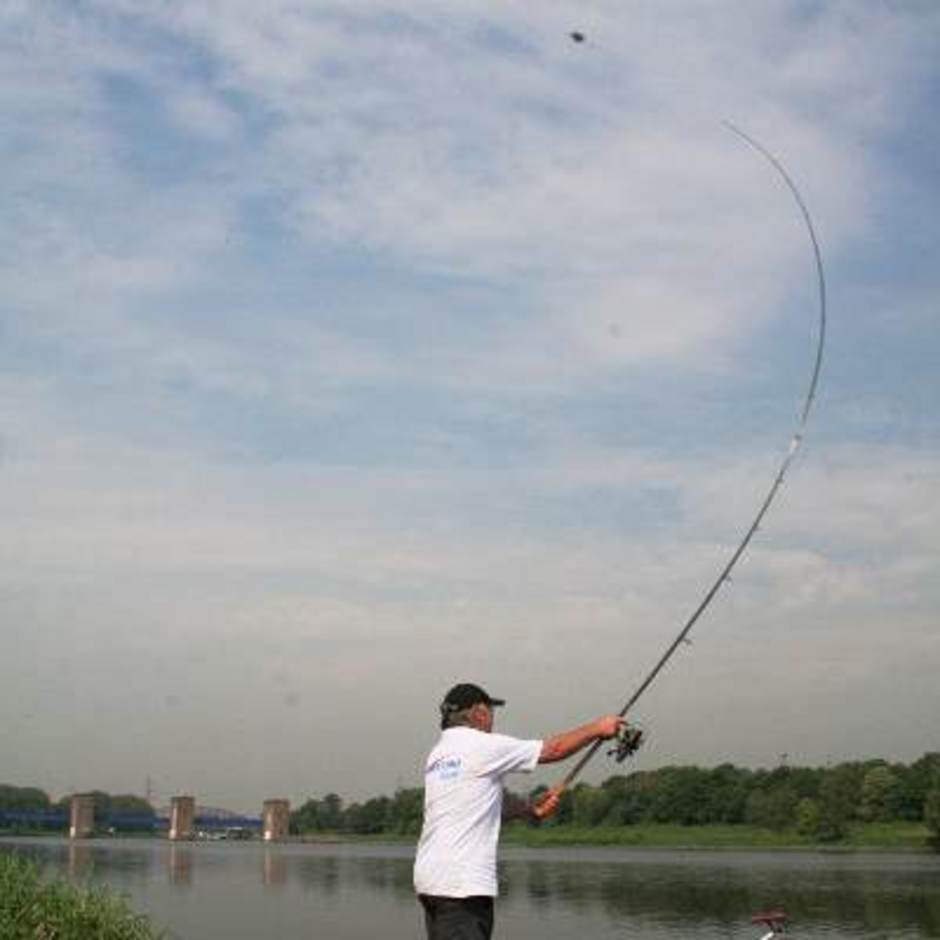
413;682;624;939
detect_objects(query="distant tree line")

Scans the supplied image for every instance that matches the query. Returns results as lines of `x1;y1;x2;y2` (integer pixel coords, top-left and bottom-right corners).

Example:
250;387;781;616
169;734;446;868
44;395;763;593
0;786;155;831
0;785;51;812
290;788;423;837
532;753;940;843
288;752;940;846
5;752;939;846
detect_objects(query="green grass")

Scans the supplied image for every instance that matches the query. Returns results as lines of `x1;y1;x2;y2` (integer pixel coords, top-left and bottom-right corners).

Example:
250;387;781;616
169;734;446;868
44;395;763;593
0;852;164;939
842;821;932;849
501;820;934;851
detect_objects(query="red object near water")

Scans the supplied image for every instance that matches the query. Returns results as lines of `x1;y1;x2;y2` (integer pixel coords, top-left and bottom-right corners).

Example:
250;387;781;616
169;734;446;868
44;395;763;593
751;909;787;927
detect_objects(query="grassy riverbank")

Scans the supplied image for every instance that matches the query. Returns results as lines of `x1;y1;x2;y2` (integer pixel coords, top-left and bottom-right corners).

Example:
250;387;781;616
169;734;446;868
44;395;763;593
0;852;163;939
291;820;933;851
502;820;934;851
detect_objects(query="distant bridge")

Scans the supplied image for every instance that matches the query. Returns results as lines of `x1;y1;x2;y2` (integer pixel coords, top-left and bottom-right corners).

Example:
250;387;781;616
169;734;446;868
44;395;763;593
0;809;262;832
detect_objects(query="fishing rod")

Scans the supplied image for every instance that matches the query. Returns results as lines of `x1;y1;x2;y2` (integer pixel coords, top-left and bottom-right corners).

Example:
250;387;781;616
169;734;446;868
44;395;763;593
556;124;828;794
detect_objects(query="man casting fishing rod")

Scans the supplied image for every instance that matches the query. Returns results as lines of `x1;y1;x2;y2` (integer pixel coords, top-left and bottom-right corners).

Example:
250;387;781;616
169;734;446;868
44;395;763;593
413;682;623;939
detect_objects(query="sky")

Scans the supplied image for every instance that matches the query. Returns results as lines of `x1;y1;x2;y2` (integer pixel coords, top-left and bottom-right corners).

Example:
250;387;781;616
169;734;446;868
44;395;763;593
1;1;938;813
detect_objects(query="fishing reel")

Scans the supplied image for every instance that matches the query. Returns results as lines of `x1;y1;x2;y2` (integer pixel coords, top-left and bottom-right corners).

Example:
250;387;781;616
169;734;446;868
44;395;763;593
607;721;646;763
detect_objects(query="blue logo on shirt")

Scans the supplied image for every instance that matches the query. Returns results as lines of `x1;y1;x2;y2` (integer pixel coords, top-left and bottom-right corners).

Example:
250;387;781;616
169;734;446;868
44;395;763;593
427;756;462;780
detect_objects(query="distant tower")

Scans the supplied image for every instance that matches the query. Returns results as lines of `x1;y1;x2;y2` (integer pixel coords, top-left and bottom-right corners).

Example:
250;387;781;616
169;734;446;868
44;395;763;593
69;794;95;839
262;799;290;842
169;795;196;841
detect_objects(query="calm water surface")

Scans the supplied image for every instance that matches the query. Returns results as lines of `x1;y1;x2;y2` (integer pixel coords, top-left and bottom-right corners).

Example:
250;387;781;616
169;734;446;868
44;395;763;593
3;837;939;939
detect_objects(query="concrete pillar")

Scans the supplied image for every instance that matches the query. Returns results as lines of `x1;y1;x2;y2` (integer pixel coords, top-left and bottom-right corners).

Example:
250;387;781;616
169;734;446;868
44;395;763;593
262;799;290;842
69;794;95;839
168;795;196;841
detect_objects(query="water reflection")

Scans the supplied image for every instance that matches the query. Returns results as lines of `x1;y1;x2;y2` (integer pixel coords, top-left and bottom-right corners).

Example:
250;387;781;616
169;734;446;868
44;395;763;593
500;849;940;938
507;855;774;929
2;839;938;939
290;850;413;897
67;842;92;879
293;853;340;894
262;849;286;887
168;845;193;887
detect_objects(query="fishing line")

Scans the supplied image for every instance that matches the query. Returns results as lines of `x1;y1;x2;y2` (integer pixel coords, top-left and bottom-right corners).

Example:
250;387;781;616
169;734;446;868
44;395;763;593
557;123;828;793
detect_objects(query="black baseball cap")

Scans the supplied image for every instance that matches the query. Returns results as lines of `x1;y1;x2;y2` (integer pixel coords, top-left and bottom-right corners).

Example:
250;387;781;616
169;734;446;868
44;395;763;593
439;682;506;716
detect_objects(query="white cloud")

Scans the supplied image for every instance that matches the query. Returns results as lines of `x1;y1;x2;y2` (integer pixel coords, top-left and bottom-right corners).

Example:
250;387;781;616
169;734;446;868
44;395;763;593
0;0;881;407
2;1;938;801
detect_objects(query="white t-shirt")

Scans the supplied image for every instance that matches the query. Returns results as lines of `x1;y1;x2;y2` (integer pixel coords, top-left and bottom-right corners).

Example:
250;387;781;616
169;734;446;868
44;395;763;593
413;726;542;898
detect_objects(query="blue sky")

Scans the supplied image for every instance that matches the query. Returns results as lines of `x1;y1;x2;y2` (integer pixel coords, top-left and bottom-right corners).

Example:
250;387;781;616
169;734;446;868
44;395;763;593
2;1;938;811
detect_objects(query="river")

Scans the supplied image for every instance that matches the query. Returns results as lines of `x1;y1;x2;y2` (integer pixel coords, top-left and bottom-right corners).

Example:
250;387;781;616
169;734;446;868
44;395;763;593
2;837;939;938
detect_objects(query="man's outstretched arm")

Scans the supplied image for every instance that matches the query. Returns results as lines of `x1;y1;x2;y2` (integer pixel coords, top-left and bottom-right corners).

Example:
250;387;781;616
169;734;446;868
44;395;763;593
538;715;623;764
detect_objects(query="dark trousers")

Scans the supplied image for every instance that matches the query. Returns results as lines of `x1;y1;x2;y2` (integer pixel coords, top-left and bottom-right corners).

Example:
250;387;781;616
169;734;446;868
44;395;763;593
419;895;494;940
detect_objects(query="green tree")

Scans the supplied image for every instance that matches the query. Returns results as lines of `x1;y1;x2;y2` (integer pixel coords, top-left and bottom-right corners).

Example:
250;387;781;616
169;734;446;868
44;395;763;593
290;797;322;834
647;766;711;825
924;788;940;851
702;764;752;824
320;793;344;830
901;752;940;820
860;765;900;822
815;767;859;841
615;770;658;824
571;783;613;827
345;796;390;834
290;793;347;833
782;766;824;802
597;775;633;826
0;784;50;811
387;787;423;835
795;797;821;837
746;784;797;831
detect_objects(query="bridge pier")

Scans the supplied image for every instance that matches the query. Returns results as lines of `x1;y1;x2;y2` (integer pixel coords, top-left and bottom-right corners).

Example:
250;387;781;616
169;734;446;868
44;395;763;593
69;794;95;839
168;795;196;841
262;799;290;842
